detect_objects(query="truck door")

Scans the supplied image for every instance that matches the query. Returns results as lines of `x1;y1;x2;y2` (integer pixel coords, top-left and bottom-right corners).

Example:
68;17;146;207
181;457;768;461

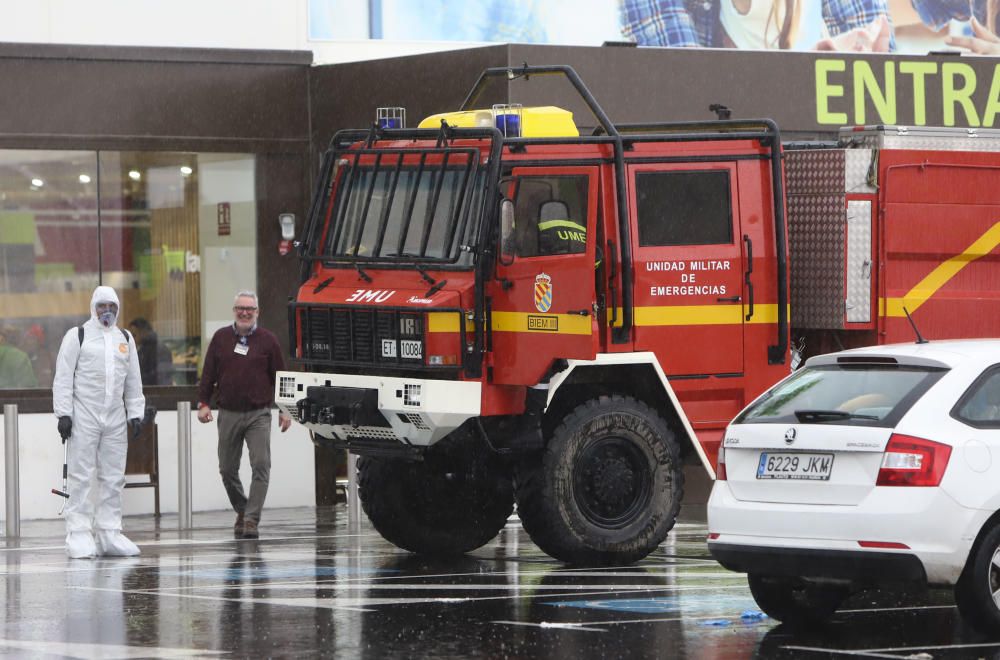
628;163;745;375
492;166;599;385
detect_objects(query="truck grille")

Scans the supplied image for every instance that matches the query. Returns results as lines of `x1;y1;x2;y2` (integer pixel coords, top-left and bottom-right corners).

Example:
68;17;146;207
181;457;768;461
295;304;451;369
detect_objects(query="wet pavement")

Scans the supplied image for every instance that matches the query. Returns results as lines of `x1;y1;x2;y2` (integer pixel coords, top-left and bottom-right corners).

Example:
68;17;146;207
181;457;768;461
0;507;998;658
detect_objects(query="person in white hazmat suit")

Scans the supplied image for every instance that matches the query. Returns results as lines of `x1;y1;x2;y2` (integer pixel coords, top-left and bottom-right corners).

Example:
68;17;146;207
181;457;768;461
53;286;145;559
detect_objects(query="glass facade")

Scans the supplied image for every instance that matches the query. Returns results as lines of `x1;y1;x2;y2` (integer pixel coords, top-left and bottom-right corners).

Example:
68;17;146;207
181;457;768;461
0;150;256;389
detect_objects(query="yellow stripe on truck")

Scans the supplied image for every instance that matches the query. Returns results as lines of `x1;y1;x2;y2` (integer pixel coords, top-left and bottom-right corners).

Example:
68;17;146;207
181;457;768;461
488;304;783;335
633;304;782;326
883;220;1000;317
491;311;592;335
427;313;472;334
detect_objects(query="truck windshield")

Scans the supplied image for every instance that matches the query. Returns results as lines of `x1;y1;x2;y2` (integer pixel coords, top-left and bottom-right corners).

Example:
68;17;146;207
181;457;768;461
320;147;485;266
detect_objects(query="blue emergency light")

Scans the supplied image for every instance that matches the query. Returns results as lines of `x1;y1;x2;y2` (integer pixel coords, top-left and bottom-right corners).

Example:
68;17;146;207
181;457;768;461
376;107;406;129
493;104;523;138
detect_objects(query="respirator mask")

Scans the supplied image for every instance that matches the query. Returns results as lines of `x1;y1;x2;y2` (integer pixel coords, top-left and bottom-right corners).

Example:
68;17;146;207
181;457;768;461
96;302;118;328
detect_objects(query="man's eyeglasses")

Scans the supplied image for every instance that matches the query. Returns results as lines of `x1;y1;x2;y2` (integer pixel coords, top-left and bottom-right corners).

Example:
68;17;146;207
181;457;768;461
234;306;258;313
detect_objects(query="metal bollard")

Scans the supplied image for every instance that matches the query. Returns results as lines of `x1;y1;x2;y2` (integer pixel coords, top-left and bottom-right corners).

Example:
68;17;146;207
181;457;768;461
347;452;360;529
3;404;20;538
177;401;192;530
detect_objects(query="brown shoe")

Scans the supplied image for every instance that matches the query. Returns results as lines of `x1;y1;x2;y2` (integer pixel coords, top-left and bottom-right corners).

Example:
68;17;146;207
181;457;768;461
241;519;259;539
234;512;245;538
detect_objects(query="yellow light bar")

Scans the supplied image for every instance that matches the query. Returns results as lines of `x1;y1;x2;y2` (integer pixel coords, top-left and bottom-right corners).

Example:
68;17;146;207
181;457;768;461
418;106;579;138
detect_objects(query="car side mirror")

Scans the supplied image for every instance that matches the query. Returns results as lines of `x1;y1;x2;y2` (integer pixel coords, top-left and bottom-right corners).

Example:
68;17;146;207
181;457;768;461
499;198;516;266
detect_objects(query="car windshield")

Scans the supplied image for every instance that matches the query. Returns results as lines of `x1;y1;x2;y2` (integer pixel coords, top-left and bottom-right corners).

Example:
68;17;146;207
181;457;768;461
735;363;948;427
320;148;486;266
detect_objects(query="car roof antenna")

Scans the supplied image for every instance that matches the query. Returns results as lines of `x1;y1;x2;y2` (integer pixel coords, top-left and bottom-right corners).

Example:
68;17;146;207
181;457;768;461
902;307;929;344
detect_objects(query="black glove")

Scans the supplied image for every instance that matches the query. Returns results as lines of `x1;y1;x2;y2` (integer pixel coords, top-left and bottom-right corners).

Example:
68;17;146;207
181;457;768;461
57;416;72;441
128;418;142;441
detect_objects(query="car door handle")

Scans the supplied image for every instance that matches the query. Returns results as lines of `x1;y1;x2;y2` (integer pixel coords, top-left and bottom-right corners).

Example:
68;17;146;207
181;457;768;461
716;296;741;303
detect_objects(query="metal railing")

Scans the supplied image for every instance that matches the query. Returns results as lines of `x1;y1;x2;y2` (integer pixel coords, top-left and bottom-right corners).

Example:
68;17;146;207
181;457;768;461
347;452;360;530
177;401;192;530
4;404;20;538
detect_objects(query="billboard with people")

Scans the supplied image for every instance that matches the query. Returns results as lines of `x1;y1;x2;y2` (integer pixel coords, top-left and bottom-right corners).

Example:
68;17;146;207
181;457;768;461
309;1;1000;56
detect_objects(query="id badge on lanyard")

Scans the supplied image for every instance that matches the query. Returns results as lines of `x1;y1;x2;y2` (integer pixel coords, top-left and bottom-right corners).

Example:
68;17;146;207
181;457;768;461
234;339;249;356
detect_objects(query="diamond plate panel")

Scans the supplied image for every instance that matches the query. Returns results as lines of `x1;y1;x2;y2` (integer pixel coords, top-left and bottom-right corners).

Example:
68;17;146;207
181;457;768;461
846;201;872;323
785;150;846;195
789;193;846;329
845;149;877;193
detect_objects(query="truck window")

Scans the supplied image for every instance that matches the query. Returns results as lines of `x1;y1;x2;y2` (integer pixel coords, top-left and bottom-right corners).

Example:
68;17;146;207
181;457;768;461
511;175;588;257
635;171;732;246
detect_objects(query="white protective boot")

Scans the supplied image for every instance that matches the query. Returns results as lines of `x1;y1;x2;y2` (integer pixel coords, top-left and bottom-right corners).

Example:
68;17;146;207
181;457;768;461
95;530;140;557
66;531;97;559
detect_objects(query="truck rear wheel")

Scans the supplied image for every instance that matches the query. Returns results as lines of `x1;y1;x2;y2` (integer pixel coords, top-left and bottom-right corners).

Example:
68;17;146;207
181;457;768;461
357;430;513;556
514;395;683;565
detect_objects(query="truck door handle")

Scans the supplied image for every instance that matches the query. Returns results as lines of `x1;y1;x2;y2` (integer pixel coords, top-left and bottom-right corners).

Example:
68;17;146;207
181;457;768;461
717;296;741;303
606;239;618;326
743;234;754;321
567;309;590;316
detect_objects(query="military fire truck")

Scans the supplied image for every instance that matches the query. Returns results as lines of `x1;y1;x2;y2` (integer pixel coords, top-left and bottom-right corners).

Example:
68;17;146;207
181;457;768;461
276;65;1000;564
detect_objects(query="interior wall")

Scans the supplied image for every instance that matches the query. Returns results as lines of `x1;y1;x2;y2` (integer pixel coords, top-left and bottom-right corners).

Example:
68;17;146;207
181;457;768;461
199;156;257;347
0;43;312;414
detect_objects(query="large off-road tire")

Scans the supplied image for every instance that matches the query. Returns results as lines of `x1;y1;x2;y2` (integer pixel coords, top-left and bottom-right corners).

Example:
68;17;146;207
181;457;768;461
747;574;849;628
514;395;683;565
955;523;1000;635
357;429;514;556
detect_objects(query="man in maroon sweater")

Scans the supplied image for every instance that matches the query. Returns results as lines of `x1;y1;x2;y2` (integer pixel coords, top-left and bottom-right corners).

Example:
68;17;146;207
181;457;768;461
197;291;291;539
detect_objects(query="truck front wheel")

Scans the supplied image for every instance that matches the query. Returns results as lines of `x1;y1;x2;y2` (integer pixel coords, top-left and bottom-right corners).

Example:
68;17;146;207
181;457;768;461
357;429;514;556
514;395;683;565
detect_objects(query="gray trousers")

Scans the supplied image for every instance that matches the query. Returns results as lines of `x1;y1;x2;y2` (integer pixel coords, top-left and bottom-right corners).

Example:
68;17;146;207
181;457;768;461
217;408;272;524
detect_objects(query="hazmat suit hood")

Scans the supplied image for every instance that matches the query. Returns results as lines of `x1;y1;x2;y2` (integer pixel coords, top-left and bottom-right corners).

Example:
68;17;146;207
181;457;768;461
90;286;121;329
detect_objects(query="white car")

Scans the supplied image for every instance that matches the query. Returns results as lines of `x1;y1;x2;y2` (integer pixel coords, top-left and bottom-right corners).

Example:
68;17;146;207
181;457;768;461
707;339;1000;631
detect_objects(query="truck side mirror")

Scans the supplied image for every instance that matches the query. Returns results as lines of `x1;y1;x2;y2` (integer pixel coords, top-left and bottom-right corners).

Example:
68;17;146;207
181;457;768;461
499;198;516;265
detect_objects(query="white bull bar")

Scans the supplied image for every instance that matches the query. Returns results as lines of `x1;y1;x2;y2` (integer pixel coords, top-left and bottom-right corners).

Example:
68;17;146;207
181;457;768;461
275;370;482;447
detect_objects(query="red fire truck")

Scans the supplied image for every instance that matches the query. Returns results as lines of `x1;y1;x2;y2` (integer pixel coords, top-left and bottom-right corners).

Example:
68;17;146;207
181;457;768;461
276;65;1000;564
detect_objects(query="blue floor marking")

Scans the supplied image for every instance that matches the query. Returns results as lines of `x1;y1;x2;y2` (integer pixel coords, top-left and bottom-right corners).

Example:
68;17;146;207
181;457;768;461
543;594;760;616
160;566;395;581
545;598;684;614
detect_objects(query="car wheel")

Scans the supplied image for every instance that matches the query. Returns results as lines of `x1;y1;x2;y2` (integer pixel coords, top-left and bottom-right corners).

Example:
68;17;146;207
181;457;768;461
357;428;513;556
955;523;1000;634
747;574;849;628
514;395;683;565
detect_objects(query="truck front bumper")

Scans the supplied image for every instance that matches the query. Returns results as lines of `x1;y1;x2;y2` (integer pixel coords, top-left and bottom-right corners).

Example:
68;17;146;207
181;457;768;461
275;371;481;447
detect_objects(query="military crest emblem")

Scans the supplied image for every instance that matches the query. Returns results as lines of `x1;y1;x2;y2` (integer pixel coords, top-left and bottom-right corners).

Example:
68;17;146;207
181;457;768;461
534;273;553;313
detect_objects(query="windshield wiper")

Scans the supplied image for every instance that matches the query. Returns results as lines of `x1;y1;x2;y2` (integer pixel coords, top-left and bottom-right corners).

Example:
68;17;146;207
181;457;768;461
794;409;879;422
313;276;335;294
417;267;436;286
424;279;447;298
354;263;373;283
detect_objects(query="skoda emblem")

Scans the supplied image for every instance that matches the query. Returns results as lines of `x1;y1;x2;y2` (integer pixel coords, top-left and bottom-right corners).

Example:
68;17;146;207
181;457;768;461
784;428;796;445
